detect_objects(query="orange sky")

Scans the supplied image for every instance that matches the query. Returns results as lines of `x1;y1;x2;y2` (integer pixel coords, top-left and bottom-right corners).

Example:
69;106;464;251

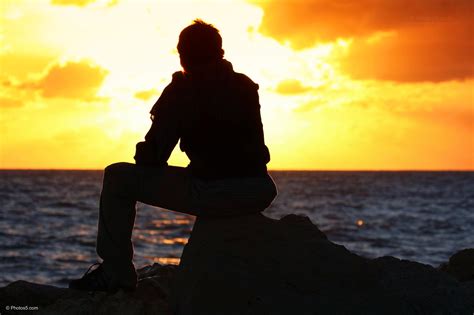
1;0;473;170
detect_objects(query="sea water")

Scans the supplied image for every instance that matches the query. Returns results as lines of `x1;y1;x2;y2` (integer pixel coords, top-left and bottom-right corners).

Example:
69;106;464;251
0;170;472;287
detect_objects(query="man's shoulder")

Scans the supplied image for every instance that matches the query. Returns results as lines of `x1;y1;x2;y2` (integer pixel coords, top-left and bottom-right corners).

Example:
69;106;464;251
149;71;186;116
171;71;185;82
165;68;259;92
232;72;259;91
159;71;189;95
167;71;187;89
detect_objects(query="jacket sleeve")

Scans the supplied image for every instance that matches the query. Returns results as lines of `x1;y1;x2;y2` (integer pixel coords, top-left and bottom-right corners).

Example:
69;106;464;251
134;80;181;167
239;76;271;165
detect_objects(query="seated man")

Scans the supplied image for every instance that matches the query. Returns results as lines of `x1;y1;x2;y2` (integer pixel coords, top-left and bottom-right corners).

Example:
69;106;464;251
69;19;277;292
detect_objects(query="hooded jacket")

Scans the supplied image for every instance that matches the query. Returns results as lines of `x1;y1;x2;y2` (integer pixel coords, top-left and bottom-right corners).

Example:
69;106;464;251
134;60;270;179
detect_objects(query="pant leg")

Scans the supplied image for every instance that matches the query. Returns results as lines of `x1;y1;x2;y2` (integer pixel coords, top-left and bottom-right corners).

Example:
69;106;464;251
192;174;278;217
96;162;196;285
96;162;277;283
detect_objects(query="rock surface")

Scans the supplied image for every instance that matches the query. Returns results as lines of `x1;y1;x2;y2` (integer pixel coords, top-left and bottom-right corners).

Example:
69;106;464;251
439;248;474;282
0;264;176;315
1;213;473;315
172;213;473;315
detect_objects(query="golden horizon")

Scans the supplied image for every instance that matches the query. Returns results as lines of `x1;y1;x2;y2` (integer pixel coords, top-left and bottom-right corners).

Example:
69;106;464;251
1;0;473;170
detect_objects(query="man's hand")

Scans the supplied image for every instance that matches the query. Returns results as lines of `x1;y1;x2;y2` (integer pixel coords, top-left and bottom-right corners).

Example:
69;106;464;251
134;141;159;166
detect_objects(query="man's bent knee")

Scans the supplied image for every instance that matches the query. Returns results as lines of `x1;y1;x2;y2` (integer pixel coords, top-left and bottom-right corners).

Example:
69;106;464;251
104;162;134;175
103;162;138;195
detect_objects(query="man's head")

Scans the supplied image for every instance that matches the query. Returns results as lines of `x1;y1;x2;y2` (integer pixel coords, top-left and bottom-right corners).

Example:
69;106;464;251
177;19;224;73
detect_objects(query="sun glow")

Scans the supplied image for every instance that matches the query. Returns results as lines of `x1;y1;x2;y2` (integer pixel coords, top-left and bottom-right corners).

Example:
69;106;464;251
1;0;472;170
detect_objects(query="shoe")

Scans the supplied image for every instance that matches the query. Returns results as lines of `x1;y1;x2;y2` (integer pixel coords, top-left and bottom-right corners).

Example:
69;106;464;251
69;262;134;293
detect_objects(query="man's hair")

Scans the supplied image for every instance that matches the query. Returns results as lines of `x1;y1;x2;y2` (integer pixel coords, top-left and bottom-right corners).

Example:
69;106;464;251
177;19;224;72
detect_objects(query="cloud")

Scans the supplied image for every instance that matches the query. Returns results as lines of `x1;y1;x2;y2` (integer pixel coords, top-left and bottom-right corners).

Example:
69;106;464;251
255;0;474;82
256;0;472;45
51;0;97;6
275;79;312;94
134;88;159;101
398;106;474;132
0;96;24;108
338;21;474;82
0;52;56;81
50;0;119;7
25;60;108;100
293;101;322;113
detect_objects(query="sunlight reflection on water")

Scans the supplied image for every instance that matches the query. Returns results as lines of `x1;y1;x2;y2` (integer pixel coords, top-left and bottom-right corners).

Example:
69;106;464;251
0;170;473;287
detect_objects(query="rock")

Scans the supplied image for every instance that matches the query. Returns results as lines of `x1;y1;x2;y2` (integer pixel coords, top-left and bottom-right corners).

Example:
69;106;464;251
171;213;473;315
1;214;472;315
439;248;474;310
439;248;474;282
0;264;176;315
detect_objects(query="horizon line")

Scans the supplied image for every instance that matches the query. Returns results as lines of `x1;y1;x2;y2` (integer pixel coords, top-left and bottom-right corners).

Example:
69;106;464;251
0;168;472;172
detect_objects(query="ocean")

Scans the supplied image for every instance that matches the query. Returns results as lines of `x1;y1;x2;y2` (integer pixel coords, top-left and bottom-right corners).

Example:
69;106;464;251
0;170;472;287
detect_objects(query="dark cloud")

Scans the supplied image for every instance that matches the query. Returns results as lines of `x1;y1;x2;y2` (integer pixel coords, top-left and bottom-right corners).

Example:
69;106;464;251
256;0;473;82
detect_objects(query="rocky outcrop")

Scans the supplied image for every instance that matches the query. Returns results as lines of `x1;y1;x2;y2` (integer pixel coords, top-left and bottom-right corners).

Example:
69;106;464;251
439;248;474;313
1;213;472;315
0;264;176;315
440;248;474;282
172;213;473;315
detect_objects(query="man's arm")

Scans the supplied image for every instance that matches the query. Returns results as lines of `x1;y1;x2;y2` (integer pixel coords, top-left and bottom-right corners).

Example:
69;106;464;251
239;75;271;165
134;82;180;167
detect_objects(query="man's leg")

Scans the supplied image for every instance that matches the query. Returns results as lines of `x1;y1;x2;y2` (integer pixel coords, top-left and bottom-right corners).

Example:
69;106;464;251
192;174;278;217
96;162;197;289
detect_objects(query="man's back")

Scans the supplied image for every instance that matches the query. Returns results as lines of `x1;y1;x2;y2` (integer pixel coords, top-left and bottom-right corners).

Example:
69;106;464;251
149;60;270;179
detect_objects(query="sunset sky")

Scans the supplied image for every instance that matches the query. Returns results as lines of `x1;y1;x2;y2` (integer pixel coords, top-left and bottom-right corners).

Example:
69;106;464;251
1;0;473;170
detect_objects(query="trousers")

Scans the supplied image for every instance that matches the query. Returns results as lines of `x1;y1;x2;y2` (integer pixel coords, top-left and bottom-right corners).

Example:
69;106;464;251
96;162;277;285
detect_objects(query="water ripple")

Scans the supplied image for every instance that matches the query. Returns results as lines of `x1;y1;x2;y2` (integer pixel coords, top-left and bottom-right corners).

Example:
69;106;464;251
0;170;472;287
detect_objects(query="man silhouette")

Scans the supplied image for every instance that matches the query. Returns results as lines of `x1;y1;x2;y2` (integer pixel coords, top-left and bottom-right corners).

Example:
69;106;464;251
69;19;277;292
